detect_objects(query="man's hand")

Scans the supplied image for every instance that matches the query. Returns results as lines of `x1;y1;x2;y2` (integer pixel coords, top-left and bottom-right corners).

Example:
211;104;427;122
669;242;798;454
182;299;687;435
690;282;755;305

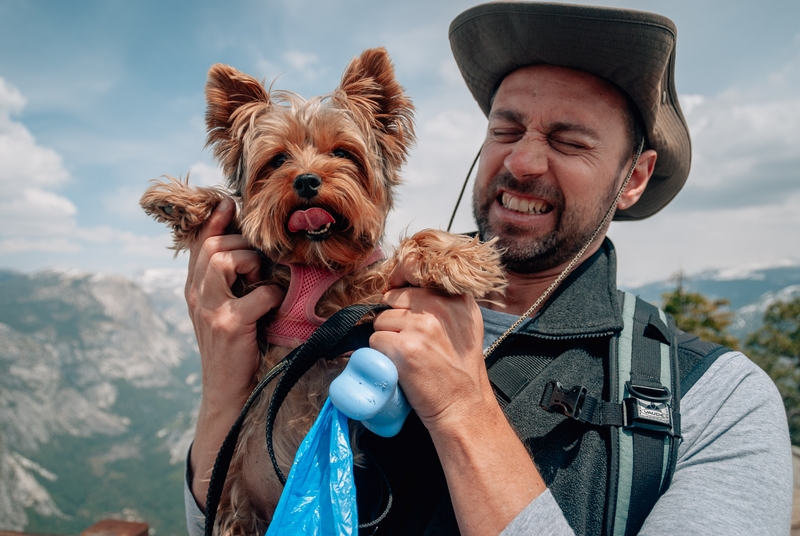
370;250;495;427
370;287;493;429
186;198;285;509
370;255;545;536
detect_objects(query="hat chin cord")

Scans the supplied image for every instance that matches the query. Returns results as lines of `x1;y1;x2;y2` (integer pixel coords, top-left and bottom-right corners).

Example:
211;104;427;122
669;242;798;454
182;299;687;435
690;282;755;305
446;138;645;357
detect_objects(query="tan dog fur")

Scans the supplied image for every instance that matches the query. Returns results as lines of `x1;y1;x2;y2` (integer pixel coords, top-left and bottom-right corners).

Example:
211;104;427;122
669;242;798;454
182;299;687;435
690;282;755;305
140;48;505;535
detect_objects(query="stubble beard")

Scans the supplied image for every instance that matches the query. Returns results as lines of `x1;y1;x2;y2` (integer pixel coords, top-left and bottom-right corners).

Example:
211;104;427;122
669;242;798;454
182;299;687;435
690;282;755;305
473;172;618;274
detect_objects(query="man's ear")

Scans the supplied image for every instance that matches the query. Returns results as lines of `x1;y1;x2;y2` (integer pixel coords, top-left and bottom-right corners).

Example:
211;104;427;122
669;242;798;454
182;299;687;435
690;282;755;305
617;149;657;210
333;47;415;171
205;64;271;190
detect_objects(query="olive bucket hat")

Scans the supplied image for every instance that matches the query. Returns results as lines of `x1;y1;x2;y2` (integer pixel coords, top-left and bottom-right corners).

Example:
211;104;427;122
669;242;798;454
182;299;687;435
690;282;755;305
449;1;691;221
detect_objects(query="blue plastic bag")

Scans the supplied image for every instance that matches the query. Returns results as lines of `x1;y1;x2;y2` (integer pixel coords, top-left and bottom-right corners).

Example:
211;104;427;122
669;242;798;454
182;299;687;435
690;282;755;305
266;398;357;536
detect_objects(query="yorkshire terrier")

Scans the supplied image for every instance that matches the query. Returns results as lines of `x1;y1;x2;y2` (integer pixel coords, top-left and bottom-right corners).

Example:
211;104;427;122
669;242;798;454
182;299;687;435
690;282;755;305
140;48;505;535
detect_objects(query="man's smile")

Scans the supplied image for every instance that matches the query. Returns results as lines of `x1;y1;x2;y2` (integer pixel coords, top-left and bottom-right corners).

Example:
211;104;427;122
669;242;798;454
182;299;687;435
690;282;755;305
498;191;553;216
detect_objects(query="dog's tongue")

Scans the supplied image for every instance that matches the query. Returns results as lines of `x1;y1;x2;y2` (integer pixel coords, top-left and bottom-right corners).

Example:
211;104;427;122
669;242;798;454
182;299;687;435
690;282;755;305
287;208;336;232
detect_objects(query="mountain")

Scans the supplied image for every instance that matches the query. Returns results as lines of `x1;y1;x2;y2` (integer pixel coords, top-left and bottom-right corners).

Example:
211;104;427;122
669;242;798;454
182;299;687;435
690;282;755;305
0;268;200;534
624;262;800;339
1;260;798;533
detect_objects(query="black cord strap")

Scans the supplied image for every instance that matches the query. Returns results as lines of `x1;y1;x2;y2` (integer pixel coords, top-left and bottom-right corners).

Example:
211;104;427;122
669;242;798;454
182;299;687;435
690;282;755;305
203;303;389;535
204;359;289;536
266;303;389;484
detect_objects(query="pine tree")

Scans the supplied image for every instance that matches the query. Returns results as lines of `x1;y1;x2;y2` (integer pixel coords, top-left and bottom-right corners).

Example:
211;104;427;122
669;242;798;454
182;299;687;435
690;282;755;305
745;298;800;444
661;273;740;350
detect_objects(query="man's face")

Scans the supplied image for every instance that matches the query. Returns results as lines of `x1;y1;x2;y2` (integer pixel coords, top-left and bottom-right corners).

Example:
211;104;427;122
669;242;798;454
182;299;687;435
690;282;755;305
473;65;634;274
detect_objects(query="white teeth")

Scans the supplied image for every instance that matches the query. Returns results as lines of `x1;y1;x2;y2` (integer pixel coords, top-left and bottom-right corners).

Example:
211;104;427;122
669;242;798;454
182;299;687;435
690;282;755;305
307;223;332;236
501;192;549;214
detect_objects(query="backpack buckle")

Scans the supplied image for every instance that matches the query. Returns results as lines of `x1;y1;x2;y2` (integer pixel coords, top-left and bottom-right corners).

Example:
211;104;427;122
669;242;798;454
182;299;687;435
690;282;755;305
623;382;675;435
540;381;588;420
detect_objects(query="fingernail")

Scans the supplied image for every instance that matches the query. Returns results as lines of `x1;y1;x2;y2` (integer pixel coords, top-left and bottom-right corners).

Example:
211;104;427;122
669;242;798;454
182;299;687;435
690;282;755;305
218;198;230;212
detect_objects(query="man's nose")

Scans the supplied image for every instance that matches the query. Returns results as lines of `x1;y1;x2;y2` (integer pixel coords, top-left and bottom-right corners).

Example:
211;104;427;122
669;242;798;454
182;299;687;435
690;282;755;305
503;137;549;179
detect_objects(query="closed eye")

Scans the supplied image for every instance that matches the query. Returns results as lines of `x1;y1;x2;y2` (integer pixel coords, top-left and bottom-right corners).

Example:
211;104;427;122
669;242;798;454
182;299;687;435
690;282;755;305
491;129;524;143
549;137;591;154
552;139;585;149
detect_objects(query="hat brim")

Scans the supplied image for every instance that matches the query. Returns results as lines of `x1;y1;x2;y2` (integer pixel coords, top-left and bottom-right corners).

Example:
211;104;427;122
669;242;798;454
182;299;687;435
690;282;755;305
449;2;691;221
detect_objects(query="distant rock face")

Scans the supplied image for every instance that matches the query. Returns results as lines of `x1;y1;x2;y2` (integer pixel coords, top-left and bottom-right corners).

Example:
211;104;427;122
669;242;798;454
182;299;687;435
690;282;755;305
2;260;798;531
731;284;800;338
0;268;199;532
0;439;65;529
626;263;800;309
625;262;800;338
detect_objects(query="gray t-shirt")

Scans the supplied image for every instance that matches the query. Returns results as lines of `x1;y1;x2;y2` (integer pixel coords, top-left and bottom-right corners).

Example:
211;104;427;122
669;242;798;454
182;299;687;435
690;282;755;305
499;349;792;535
185;308;793;534
483;306;793;535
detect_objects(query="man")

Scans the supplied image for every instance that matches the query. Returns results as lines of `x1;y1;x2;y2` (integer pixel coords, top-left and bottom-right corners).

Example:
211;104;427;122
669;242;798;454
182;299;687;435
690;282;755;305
185;3;792;535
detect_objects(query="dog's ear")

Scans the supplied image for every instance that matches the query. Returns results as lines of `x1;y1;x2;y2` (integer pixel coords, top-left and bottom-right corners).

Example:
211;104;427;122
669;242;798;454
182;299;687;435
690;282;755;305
205;64;270;190
335;48;415;169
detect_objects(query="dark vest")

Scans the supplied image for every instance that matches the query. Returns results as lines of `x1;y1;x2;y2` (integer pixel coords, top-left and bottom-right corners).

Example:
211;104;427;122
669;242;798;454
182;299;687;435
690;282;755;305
357;239;721;535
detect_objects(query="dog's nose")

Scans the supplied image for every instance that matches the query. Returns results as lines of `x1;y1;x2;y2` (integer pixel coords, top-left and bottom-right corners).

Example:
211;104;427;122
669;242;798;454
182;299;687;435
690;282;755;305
293;173;322;199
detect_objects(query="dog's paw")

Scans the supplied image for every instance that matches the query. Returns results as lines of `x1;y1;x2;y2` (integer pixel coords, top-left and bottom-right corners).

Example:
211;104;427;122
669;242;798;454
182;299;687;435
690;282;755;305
389;229;506;298
140;176;230;252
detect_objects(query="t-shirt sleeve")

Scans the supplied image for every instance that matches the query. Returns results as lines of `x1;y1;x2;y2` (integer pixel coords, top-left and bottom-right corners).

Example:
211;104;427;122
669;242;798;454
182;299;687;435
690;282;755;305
185;444;206;536
639;351;793;535
500;351;792;535
500;489;576;536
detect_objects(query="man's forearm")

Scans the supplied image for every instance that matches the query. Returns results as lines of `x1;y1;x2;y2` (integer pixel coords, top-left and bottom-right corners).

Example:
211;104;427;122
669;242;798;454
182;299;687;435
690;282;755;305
190;397;248;508
428;396;547;536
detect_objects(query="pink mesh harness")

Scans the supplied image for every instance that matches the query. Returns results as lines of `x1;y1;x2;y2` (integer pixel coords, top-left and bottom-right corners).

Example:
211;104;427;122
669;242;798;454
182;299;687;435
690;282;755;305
265;247;384;348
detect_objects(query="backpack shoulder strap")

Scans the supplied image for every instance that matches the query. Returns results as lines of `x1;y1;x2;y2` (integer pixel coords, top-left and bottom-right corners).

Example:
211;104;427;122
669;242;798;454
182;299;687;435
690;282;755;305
604;290;681;536
676;331;731;395
488;290;682;535
488;290;729;536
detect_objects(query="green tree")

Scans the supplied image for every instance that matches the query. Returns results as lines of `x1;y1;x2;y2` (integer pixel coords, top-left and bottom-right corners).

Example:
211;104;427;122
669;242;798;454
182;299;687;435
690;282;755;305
745;297;800;444
661;274;740;350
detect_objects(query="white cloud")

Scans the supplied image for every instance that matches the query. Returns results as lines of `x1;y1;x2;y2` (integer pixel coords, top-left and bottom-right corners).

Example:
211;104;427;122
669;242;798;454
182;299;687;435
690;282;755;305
0;77;78;245
673;38;800;213
679;94;705;116
0;77;25;115
0;188;77;237
679;92;800;209
438;57;466;87
284;50;318;71
188;161;225;187
282;50;321;80
385;106;486;243
0;238;81;255
0;86;69;190
378;23;443;77
0;77;174;265
611;189;800;287
118;231;174;258
71;226;172;257
253;50;323;85
611;43;800;284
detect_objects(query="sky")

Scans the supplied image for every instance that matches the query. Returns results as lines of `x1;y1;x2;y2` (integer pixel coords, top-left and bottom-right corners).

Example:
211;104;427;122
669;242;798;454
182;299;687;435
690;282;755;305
0;0;798;287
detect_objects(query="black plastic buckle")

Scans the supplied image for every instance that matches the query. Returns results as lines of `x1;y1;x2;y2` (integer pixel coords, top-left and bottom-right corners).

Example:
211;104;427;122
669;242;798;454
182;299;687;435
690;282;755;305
623;382;674;434
540;381;588;420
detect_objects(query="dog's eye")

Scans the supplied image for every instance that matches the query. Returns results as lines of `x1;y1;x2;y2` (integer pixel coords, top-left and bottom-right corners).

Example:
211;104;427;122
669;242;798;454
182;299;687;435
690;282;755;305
270;153;288;168
332;148;351;160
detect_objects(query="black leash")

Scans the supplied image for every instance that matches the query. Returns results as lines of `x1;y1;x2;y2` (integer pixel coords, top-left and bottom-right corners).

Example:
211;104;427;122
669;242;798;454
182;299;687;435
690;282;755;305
446;148;481;233
203;359;288;536
204;303;389;536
